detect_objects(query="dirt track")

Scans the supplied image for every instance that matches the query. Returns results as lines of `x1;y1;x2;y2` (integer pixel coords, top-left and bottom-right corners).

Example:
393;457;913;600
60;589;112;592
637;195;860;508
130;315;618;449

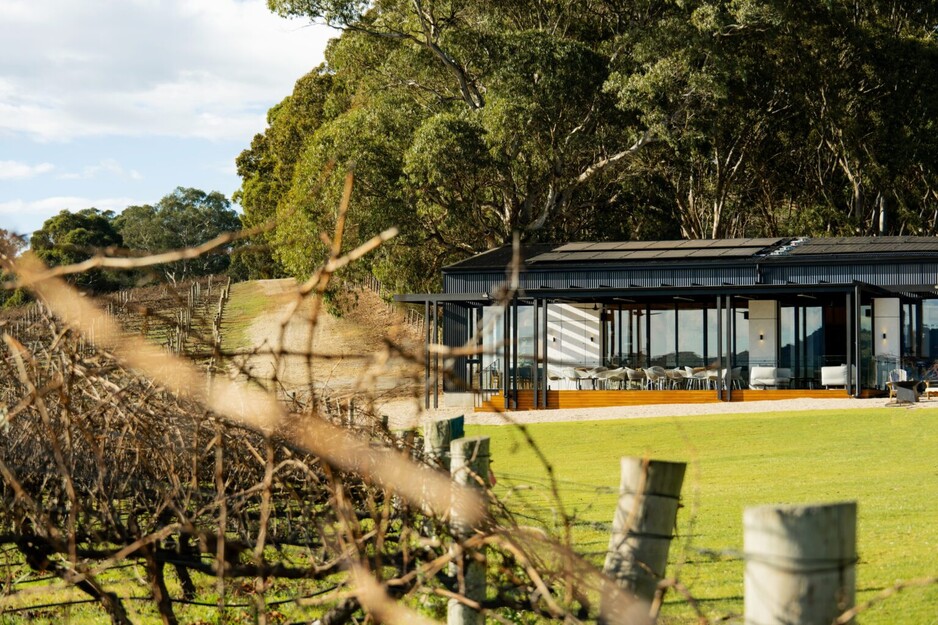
232;279;425;409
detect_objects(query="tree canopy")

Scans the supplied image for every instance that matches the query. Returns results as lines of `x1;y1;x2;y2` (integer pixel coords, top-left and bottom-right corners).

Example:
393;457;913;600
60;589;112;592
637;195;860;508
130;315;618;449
235;0;938;291
26;188;241;293
114;187;242;282
30;208;124;291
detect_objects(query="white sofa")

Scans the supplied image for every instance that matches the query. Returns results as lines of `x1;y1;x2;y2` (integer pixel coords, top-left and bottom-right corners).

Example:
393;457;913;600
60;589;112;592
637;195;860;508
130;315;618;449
821;364;856;388
749;366;791;389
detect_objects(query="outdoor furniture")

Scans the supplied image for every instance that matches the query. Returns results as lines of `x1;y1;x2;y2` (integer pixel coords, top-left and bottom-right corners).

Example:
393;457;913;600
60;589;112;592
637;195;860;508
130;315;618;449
596;367;625;390
749;366;791;389
886;369;908;399
731;366;744;389
821;364;856;389
923;380;938;400
547;367;563;390
644;367;665;389
893;380;919;404
575;368;595;389
624;367;646;389
666;368;686;389
561;368;580;390
691;367;712;389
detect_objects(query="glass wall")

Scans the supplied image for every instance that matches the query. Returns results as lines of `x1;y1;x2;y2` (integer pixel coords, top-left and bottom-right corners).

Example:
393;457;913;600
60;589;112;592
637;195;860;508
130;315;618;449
601;301;743;371
678;308;705;367
649;307;676;367
924;300;938;362
478;304;535;389
733;306;749;370
779;304;824;387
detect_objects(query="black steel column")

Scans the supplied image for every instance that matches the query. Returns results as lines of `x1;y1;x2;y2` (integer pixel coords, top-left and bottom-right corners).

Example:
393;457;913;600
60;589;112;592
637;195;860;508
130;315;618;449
503;303;510;410
716;295;723;400
533;299;539;409
725;296;733;402
433;302;439;409
542;299;549;407
845;291;853;397
512;293;519;410
855;286;862;397
424;300;430;409
645;304;651;368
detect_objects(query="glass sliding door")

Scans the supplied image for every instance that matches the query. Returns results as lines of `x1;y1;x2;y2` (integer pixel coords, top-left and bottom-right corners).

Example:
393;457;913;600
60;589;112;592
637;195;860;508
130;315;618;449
778;303;823;388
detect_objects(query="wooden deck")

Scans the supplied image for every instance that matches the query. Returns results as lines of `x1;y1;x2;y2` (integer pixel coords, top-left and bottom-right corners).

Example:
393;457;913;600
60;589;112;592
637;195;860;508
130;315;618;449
475;388;869;412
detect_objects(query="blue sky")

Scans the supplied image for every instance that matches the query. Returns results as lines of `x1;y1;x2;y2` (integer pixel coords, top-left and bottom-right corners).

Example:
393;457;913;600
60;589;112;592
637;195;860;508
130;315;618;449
0;0;333;237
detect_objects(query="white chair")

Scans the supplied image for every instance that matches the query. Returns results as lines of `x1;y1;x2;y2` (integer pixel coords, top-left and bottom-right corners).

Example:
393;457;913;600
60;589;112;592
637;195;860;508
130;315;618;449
821;364;856;389
731;366;744;389
666;368;686;389
575;368;595;390
597;367;625;390
547;367;564;390
624;367;645;389
750;366;789;389
886;369;908;399
645;367;666;389
561;368;580;390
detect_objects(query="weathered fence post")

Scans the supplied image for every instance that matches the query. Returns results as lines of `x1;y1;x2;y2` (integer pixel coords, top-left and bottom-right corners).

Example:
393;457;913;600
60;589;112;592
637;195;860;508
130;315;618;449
423;415;465;471
744;501;856;625
448;436;490;625
602;457;686;619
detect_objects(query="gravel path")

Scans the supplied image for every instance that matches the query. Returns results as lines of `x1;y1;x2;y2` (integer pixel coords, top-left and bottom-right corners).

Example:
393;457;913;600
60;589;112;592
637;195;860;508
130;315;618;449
380;395;933;429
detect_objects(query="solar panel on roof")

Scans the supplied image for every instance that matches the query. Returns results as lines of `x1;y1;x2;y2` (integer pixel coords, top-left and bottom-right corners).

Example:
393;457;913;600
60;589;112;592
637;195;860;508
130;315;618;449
622;250;665;259
586;242;626;251
554;242;595;251
635;240;674;249
613;241;653;250
527;252;567;262
654;250;693;258
718;247;764;257
745;237;785;246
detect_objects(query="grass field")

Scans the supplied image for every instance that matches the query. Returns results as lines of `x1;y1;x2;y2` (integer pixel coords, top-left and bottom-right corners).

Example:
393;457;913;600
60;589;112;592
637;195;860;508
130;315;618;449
469;407;938;624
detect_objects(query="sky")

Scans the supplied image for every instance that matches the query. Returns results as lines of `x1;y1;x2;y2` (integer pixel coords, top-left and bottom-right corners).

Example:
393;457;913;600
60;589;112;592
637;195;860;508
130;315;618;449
0;0;334;238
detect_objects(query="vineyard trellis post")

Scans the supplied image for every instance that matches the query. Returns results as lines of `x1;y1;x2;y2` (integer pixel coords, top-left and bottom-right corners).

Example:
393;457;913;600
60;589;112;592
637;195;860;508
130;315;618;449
744;501;857;625
423;415;465;471
601;457;686;620
448;436;490;625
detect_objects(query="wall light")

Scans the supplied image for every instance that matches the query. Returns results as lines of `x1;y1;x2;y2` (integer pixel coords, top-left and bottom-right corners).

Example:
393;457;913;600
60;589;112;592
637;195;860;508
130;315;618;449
759;331;764;341
882;332;887;340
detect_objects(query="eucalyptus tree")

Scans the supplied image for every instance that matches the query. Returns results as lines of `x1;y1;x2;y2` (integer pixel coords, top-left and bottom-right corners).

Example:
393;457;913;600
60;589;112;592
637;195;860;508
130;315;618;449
240;0;938;292
251;0;664;290
114;188;241;282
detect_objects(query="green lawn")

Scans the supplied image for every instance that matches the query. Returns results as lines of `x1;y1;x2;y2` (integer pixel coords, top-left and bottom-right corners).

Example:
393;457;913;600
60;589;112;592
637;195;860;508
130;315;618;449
469;407;938;624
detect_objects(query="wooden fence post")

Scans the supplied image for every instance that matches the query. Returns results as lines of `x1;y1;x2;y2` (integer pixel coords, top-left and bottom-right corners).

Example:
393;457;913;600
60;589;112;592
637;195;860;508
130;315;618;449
423;416;465;471
448;436;489;625
602;457;686;617
744;502;856;625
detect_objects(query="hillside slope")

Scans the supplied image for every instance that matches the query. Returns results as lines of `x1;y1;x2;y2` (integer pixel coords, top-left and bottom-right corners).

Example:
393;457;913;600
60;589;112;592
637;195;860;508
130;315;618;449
222;278;425;407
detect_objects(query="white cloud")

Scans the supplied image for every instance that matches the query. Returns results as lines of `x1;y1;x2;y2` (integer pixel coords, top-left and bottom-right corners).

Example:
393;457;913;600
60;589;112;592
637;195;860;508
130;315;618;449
0;196;141;235
58;158;144;181
0;0;334;141
0;160;54;180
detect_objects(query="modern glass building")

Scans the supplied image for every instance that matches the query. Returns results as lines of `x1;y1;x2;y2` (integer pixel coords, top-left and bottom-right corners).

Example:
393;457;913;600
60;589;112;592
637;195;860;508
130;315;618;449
396;237;938;410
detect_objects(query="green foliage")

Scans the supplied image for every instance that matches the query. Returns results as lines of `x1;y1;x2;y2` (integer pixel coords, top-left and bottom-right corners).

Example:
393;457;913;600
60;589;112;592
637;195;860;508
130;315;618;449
30;209;124;291
114;187;241;282
242;0;938;293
